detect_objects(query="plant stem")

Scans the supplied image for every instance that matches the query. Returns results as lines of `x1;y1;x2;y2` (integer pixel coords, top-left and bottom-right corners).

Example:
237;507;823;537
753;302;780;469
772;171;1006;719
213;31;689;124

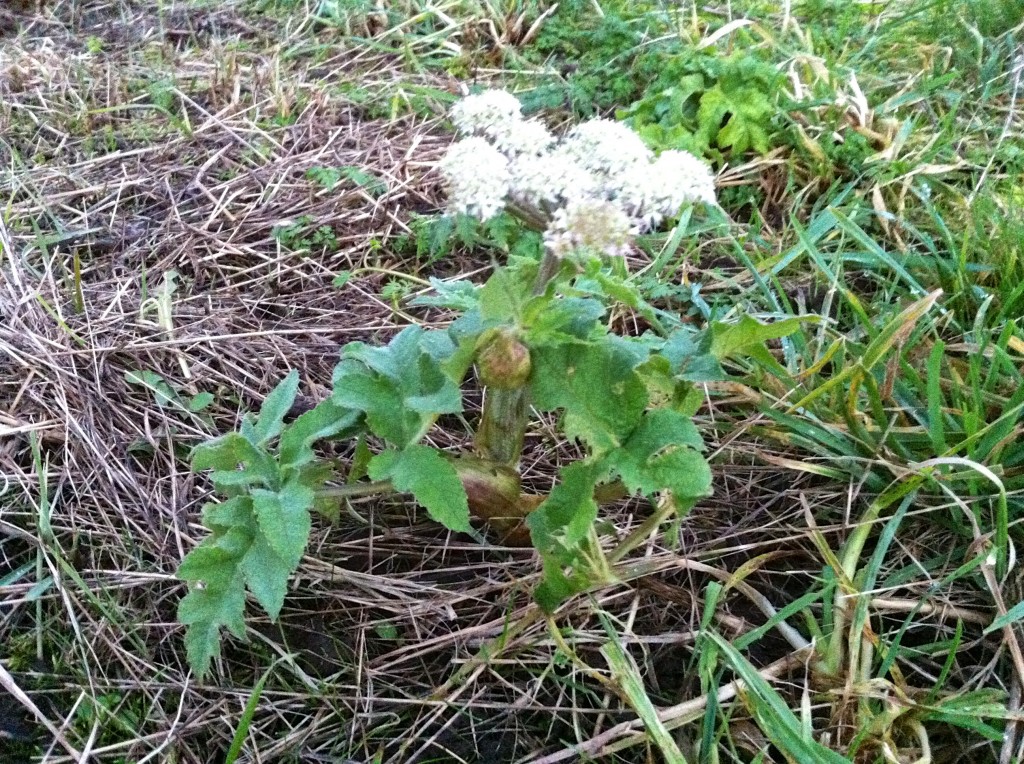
608;496;690;564
532;248;562;295
317;480;395;499
474;387;530;466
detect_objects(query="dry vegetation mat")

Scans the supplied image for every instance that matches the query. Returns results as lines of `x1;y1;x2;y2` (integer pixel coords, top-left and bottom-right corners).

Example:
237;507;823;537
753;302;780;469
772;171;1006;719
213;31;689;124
2;0;1024;762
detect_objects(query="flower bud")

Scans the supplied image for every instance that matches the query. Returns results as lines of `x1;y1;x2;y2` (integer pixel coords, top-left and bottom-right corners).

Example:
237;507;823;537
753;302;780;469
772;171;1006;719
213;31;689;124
476;329;532;389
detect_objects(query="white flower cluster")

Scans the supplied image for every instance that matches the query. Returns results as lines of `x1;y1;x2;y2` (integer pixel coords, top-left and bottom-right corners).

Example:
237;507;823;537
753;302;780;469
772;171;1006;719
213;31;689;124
437;137;510;221
544;199;636;260
449;89;554;157
439;89;717;258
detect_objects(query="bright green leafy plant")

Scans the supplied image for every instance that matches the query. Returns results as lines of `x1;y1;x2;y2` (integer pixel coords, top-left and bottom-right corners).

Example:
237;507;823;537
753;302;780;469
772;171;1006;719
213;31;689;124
178;89;799;676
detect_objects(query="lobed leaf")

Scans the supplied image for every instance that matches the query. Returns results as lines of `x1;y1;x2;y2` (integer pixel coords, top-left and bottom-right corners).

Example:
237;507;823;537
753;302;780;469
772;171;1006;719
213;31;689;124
531;340;648;453
527;461;603;556
278;398;362;470
333;327;463;448
254;370;300;444
251;482;314;568
238;534;292;621
368;445;471;533
608;409;711;500
178;554;248;678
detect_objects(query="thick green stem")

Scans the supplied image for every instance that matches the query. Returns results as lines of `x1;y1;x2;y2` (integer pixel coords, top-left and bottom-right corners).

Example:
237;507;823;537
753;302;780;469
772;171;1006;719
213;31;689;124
472;244;564;466
532;248;563;295
474;387;531;466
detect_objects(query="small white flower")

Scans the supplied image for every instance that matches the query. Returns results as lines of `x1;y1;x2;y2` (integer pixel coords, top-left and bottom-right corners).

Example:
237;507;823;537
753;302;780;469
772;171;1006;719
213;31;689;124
610;149;717;228
508;153;600;209
557;119;653;178
450;89;522;137
544;198;636;259
438;137;510;221
652;149;717;207
489;118;556;157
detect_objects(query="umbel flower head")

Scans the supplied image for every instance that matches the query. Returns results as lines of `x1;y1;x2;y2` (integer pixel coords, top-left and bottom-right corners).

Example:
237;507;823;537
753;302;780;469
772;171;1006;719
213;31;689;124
449;89;554;157
438;137;510;221
544;199;636;260
438;89;717;253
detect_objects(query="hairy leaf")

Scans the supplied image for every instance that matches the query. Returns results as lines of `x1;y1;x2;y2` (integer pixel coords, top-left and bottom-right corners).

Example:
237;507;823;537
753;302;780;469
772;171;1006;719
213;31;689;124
278;399;362;470
238;533;292;621
530;462;602;550
254;370;300;444
179;542;246;590
709;315;806;360
523;297;604;345
528;462;604;611
697;83;772;154
333;327;462;447
251;482;314;568
531;341;648;452
199;492;251;527
179;573;247;678
608;409;711;499
192;432;279;495
368;446;471;532
178;547;248;678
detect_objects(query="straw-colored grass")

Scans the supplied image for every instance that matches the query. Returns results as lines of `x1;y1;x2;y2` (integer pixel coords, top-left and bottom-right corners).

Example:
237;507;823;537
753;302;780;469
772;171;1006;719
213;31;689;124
2;0;1022;762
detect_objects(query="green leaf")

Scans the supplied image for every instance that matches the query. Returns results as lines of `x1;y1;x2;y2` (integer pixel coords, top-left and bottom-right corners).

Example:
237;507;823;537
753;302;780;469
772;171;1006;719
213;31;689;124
708;315;806;360
332;363;415;445
180;574;247;678
338;165;388;197
600;628;689;763
334;327;462;447
531;340;648;452
528;462;605;612
305;166;342;189
410;278;480;311
533;559;587;612
178;567;247;634
212;525;256;558
125;369;182;409
178;542;246;590
696;83;773;155
986;599;1024;634
705;631;849;764
188;391;215;412
523;297;604;345
178;550;248;678
342;327;422;380
278;399;362;470
609;409;711;500
368;446;471;532
696;84;730;148
478;261;533;322
201;496;255;533
238;533;292;620
250;482;314;568
348;436;373;483
192;432;278;492
209;469;271;491
254;370;300;444
642;447;712;502
662;329;725;382
528;462;603;555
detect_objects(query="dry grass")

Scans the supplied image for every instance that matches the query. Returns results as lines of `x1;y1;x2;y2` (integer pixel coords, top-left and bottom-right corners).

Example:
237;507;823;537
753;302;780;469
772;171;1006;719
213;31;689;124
0;1;1010;762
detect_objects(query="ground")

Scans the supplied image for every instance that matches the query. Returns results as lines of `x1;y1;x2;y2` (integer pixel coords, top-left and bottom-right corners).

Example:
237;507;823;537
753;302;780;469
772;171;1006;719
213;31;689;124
2;1;1024;762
